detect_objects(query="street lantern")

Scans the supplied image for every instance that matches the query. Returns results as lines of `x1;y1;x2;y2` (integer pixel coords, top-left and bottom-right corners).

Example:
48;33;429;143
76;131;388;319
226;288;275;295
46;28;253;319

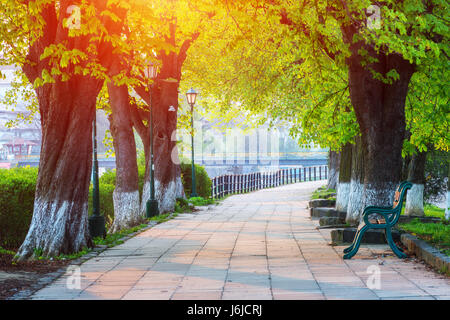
186;88;198;106
144;62;158;81
186;88;198;198
88;110;106;238
145;61;159;218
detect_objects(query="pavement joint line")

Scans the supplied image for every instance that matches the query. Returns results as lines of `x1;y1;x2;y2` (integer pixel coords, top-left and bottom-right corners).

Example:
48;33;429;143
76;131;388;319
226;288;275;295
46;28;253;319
290;201;325;300
220;202;260;300
120;221;204;300
168;209;236;300
28;213;185;299
264;203;278;300
25;181;450;300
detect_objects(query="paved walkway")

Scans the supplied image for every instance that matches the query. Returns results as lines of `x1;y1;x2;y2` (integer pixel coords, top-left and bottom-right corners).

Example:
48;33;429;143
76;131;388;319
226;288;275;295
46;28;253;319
31;181;449;300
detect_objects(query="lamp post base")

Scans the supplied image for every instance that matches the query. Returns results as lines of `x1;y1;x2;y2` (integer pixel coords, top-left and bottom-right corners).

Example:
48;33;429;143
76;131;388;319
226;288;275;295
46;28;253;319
88;215;106;239
146;199;159;218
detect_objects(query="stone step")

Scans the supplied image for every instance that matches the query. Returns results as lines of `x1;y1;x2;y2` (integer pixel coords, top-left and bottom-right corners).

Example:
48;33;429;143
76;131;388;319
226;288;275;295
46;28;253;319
331;228;401;245
310;207;346;219
308;199;336;208
319;216;346;226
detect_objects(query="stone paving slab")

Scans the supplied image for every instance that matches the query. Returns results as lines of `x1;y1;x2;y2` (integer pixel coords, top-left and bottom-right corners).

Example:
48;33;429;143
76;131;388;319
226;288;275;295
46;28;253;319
29;181;450;300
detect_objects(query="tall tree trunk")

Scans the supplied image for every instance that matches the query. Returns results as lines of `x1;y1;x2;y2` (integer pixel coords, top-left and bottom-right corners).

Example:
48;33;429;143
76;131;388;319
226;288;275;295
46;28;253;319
445;158;449;220
343;25;416;209
14;1;126;260
139;79;185;214
346;136;366;224
107;68;141;232
16;77;102;260
132;28;198;214
327;150;340;190
335;142;352;212
405;150;427;216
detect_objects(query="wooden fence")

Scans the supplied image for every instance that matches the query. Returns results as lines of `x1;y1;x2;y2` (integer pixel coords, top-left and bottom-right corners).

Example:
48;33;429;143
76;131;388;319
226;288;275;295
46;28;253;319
211;165;328;199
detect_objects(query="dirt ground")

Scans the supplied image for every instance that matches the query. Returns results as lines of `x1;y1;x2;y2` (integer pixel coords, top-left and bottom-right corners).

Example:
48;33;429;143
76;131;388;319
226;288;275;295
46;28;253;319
0;252;69;300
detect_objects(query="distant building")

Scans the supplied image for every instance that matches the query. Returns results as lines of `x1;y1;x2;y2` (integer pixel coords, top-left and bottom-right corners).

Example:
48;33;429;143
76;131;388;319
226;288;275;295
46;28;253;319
0;65;41;161
0;64;111;164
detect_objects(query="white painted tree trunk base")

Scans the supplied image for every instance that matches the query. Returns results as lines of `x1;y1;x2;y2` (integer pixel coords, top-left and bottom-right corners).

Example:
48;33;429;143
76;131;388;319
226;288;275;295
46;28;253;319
336;182;350;213
404;183;425;216
15;198;90;261
141;178;183;215
110;190;142;233
445;191;449;220
346;181;365;224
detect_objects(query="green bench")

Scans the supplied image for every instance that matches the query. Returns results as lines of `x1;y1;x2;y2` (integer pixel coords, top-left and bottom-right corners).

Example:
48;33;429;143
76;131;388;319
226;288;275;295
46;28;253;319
343;181;412;259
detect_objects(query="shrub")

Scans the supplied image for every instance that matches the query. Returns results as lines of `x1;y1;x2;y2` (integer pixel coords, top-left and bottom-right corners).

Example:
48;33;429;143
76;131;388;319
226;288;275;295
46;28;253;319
0;167;38;249
424;149;448;203
88;183;115;228
180;162;212;199
99;169;117;185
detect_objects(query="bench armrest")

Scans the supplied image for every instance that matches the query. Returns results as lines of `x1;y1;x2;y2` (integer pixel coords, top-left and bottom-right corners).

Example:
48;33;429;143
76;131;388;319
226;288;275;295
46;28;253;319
363;210;393;227
363;206;393;216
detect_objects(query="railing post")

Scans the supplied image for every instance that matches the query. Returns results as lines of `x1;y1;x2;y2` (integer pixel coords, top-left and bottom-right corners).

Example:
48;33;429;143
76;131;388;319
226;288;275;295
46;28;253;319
222;175;225;197
258;172;261;190
230;174;236;194
314;167;316;181
238;174;241;193
224;175;227;196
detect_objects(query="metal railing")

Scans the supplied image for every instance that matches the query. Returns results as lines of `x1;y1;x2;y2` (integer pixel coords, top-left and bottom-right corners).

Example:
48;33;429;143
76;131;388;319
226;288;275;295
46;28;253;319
211;165;328;199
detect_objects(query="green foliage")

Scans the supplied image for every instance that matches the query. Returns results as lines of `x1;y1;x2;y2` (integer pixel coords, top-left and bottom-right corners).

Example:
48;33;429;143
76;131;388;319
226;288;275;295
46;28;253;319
0;246;16;256
55;248;92;261
311;186;337;200
424;149;449;202
88;183;115;228
0;168;37;249
180;162;212;199
188;196;216;206
423;203;446;220
399;218;450;256
93;223;148;248
175;197;192;213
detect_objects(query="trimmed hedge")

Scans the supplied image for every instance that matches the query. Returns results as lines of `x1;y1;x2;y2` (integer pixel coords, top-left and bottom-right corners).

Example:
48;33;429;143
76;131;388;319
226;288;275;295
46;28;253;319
0;161;211;249
180;162;212;199
0;168;37;249
88;183;115;228
101;162;212;200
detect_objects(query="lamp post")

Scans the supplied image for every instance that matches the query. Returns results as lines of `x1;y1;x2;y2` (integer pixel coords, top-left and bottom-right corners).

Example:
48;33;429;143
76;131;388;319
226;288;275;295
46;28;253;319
145;62;159;218
88;109;106;238
186;88;198;198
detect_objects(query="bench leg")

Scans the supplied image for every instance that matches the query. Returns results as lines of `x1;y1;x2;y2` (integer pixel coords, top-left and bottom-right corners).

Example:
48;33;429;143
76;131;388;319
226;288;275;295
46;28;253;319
343;228;362;253
385;228;407;259
343;225;368;259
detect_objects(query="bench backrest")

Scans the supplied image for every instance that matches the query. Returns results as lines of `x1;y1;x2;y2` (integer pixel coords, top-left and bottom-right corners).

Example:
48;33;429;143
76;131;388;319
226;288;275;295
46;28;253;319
389;181;412;224
392;181;411;208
